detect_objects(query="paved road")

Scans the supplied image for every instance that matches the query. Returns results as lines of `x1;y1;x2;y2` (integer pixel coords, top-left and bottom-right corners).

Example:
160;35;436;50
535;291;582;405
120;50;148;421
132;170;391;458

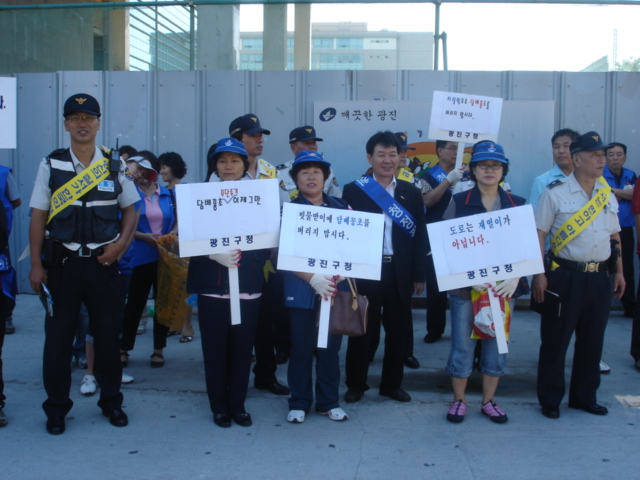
1;294;638;480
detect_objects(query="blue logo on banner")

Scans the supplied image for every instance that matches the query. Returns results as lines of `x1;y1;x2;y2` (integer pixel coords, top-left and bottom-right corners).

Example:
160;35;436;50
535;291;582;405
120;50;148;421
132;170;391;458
319;108;336;122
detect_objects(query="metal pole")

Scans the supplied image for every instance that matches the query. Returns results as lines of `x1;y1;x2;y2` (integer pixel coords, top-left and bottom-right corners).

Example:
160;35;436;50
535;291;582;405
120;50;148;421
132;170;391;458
189;4;196;70
434;0;440;71
442;31;448;70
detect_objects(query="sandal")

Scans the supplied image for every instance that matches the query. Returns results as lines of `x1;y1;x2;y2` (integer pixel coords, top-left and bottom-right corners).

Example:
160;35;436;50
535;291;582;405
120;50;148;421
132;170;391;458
120;352;129;368
150;353;165;368
167;330;180;337
180;335;193;343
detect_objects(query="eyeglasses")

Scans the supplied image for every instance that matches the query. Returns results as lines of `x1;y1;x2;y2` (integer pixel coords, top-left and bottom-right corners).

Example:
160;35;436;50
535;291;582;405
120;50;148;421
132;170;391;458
443;146;458;152
66;115;98;123
476;163;503;171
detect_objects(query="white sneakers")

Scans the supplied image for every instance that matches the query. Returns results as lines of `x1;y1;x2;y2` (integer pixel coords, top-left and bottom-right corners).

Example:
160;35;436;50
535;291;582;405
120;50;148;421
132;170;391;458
80;372;134;396
317;407;348;422
80;375;97;396
287;410;306;424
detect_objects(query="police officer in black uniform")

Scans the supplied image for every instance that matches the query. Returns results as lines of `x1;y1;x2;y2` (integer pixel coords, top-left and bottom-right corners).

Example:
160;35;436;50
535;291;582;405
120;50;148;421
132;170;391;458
28;93;138;435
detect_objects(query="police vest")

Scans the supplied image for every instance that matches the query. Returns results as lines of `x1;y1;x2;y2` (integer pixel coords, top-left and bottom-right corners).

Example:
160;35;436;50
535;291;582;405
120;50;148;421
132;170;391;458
47;148;122;245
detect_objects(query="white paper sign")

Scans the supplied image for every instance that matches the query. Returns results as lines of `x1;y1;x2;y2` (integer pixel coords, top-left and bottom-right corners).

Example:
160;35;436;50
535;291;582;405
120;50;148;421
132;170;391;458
428;205;544;292
176;179;281;258
277;202;384;281
0;77;17;149
429;91;503;143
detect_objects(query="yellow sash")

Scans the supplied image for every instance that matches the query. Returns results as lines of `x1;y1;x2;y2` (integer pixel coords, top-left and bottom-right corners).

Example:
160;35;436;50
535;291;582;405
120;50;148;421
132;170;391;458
549;177;610;267
258;158;277;179
47;157;111;224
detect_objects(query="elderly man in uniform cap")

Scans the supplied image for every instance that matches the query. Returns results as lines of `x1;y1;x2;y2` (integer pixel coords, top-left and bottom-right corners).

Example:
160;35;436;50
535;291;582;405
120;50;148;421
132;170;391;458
276;126;341;204
28;93;138;434
532;131;625;420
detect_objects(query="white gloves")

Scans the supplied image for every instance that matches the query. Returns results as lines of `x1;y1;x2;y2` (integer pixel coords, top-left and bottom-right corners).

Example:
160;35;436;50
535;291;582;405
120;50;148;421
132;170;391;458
310;274;337;300
493;278;519;298
209;250;241;268
472;283;490;292
446;167;464;186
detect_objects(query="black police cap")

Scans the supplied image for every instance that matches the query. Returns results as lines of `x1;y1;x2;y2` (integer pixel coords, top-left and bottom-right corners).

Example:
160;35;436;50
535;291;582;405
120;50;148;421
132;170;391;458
63;93;101;117
229;114;270;137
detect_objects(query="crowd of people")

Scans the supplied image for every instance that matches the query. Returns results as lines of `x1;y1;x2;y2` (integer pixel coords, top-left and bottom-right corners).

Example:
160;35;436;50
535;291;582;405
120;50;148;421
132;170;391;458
0;92;637;433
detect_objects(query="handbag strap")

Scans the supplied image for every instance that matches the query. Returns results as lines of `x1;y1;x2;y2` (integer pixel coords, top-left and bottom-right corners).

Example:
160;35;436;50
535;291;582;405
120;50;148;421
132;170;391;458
346;276;357;294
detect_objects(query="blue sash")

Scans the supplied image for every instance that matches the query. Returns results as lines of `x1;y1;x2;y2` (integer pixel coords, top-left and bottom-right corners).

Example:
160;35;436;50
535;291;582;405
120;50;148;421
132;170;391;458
354;176;416;238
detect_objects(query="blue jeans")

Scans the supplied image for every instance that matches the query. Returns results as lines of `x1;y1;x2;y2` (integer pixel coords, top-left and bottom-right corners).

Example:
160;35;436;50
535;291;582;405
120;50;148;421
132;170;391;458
446;292;506;378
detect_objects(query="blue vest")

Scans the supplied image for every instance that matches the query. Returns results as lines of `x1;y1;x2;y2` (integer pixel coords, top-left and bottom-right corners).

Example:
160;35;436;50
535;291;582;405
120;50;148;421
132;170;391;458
0;166;13;234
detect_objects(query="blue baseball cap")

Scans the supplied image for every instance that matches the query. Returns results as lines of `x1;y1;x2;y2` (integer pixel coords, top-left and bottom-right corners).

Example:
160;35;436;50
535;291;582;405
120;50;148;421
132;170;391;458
470;142;509;164
291;150;331;168
212;137;248;161
63;93;101;117
394;132;416;151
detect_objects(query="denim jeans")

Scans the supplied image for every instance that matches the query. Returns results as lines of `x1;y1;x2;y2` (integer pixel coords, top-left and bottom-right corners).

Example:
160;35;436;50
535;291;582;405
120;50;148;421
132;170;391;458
446;292;506;378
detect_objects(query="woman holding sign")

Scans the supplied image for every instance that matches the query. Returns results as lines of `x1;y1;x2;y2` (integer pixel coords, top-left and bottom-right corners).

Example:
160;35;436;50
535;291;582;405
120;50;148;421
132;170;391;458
282;151;350;424
186;138;270;429
442;142;525;424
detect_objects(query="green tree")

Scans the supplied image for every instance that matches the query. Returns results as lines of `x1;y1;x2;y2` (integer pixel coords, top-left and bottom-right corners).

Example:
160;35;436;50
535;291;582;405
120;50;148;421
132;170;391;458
615;57;640;72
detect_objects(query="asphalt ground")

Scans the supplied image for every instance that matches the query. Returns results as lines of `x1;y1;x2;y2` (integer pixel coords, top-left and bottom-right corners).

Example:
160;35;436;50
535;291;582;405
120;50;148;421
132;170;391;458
1;294;639;480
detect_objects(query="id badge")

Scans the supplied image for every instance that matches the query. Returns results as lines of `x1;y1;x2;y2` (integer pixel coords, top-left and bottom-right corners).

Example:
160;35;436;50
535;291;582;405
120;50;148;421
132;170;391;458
98;180;115;192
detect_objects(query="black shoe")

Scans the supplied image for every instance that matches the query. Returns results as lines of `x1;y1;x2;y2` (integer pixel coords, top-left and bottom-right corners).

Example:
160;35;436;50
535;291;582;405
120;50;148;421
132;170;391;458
213;413;231;428
254;380;290;396
404;356;420;369
344;387;364;403
46;416;66;435
275;352;289;365
5;319;15;335
423;333;441;344
379;387;411;402
232;412;252;427
541;406;560;419
102;408;129;427
568;402;608;416
635;359;640;372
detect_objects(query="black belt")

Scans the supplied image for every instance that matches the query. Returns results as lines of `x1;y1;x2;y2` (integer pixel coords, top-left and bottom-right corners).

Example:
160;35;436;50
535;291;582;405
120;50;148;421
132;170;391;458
554;257;606;273
382;255;393;263
64;246;105;258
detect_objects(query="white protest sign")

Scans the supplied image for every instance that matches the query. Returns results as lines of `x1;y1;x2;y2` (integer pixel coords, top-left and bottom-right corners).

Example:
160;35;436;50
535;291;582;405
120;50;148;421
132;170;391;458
278;202;384;347
429;91;503;145
428;205;543;292
429;204;542;354
0;77;17;149
176;179;280;324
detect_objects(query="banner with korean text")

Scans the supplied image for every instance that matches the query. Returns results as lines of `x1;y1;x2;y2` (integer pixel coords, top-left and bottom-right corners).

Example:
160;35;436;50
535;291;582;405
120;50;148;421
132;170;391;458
0;77;17;149
176;179;280;258
428;205;543;293
278;202;384;347
176;179;280;325
428;91;503;144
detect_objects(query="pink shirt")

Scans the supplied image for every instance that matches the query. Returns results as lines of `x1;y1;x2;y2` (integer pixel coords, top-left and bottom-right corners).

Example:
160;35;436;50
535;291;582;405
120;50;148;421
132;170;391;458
143;184;164;235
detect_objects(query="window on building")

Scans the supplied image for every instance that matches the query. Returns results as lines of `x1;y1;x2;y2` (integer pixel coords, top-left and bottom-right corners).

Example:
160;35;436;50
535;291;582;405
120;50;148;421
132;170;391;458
312;53;363;70
336;38;363;50
242;38;263;50
312;38;334;50
287;38;294;50
240;53;263;70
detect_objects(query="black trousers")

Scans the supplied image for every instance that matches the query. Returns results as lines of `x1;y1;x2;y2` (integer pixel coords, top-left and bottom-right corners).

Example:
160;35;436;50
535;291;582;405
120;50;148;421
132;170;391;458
619;226;636;314
253;270;289;384
120;261;169;352
537;267;611;407
346;260;408;391
43;257;123;418
425;252;448;338
198;295;260;415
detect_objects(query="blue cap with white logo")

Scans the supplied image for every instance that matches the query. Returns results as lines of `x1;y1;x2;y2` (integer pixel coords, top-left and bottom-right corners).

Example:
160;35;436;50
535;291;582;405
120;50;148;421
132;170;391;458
213;137;248;160
470;142;509;164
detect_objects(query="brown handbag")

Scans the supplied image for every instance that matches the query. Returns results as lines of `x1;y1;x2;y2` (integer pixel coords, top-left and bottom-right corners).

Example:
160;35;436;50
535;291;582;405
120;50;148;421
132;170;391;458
328;277;369;336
